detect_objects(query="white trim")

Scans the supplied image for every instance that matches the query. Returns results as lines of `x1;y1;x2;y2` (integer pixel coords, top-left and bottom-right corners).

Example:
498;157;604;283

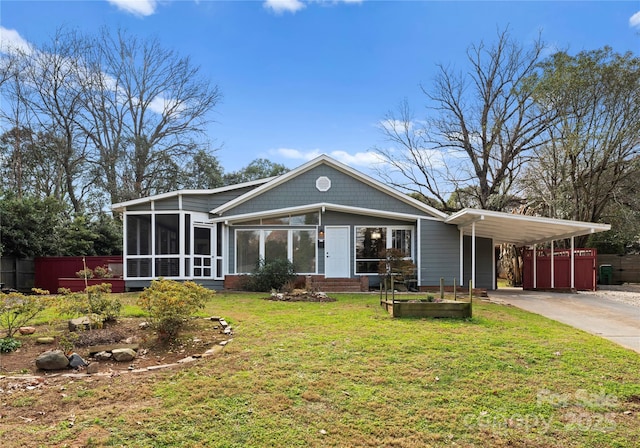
459;228;464;286
571;236;575;289
234;228;319;275
533;244;537;289
551;240;555;289
179;211;185;277
210;155;448;219
491;238;495;290
353;225;416;275
210;202;431;225
416;219;421;286
447;208;611;245
471;221;476;288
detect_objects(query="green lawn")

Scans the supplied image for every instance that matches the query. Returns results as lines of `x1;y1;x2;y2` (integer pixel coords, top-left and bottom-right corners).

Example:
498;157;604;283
4;293;640;447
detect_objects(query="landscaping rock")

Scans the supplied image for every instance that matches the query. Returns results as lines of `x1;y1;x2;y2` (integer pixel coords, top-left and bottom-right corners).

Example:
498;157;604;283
36;337;55;344
86;363;100;374
35;350;70;370
94;351;112;361
18;326;36;335
87;344;139;356
139;321;150;330
68;353;88;368
111;348;136;362
219;319;228;328
69;316;93;332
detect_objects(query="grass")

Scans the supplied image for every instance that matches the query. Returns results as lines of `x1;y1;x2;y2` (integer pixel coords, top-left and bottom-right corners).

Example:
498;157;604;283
3;292;640;447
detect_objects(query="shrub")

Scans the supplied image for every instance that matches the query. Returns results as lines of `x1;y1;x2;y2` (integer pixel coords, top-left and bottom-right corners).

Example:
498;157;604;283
0;292;47;338
76;268;94;279
0;337;22;353
137;279;215;341
245;258;297;292
93;265;113;278
55;283;121;324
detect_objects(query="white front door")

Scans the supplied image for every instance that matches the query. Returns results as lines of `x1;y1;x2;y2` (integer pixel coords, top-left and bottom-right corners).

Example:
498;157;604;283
325;226;350;278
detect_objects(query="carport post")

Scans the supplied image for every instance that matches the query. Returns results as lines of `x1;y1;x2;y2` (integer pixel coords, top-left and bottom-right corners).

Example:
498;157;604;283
533;244;537;289
550;240;555;289
459;229;464;287
570;236;575;289
471;221;476;290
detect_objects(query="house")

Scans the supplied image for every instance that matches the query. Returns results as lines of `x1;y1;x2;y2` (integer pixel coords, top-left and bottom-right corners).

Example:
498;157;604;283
112;155;611;292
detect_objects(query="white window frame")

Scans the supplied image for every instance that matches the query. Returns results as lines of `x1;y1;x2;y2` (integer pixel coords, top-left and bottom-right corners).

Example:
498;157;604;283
353;225;415;275
124;210;225;281
234;228;318;275
124;211;183;280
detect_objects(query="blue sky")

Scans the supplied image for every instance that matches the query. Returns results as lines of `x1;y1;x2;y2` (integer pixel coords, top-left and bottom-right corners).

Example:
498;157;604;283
1;1;639;175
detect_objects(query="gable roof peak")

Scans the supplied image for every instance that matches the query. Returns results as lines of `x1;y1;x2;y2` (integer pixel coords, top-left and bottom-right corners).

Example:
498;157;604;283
211;153;448;219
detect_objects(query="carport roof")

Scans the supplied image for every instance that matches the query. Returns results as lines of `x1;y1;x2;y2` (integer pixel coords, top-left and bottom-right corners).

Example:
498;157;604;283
445;209;611;246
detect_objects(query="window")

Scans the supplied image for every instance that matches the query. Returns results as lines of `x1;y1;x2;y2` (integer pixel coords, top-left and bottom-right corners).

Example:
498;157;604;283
155;214;179;255
126;215;152;277
126;213;180;278
125;211;226;280
235;212;319;226
237;230;260;273
355;226;414;274
293;230;316;273
236;229;317;274
193;227;212;278
127;215;151;255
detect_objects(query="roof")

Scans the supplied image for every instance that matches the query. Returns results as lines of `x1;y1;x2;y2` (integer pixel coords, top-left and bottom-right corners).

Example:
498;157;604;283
110;177;275;212
210;154;449;220
445;209;611;245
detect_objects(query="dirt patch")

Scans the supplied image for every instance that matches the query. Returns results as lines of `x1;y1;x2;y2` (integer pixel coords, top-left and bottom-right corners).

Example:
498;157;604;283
0;317;230;377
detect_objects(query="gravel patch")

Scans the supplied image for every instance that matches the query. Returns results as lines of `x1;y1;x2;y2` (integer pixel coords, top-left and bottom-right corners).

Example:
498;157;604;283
578;284;640;308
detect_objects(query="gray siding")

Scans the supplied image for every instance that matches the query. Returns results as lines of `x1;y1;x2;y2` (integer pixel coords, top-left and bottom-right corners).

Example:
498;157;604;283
154;197;179;210
463;236;494;290
127;203;151;211
181;186;262;214
419;219;461;287
224;165;428;216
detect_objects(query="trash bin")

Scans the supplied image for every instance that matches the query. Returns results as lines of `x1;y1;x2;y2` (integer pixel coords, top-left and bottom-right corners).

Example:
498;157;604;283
599;264;613;285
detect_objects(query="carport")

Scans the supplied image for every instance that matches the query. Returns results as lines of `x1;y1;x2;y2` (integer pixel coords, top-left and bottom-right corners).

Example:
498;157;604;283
445;209;611;291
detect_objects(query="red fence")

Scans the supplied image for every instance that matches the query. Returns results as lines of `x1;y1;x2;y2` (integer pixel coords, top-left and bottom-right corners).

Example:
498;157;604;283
523;248;597;291
35;256;124;293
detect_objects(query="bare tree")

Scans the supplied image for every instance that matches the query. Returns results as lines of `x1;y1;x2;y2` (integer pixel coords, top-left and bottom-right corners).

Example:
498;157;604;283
78;28;222;203
522;48;640;246
374;29;555;212
1;29;90;212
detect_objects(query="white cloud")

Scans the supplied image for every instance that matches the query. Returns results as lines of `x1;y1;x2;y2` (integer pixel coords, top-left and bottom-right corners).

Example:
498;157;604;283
378;118;413;134
263;0;306;14
271;147;384;168
0;27;33;55
263;0;362;14
630;11;640;29
106;0;158;17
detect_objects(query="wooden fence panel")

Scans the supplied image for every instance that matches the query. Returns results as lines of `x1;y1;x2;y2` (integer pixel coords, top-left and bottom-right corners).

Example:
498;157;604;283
597;254;640;284
0;257;35;291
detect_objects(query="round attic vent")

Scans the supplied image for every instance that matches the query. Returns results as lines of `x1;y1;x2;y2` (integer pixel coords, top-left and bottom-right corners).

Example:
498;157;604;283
316;176;331;192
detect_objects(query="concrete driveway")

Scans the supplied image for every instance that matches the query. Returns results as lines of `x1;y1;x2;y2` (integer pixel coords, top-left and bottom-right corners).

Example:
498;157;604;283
488;288;640;354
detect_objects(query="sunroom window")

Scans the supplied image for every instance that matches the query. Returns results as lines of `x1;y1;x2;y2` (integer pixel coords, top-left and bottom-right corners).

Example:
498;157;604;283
125;212;222;279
